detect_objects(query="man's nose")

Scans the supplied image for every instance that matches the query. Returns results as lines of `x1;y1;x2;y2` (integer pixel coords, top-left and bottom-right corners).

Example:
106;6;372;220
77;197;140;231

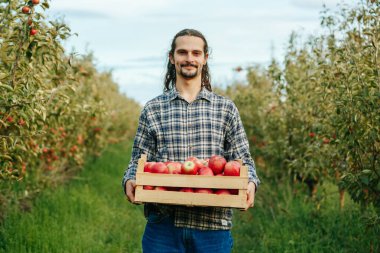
185;52;194;61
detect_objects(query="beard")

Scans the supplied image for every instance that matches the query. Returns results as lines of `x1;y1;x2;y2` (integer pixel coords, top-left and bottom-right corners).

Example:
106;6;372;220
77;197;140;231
179;63;200;79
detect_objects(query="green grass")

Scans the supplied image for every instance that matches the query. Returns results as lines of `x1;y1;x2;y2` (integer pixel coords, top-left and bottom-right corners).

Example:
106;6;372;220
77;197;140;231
0;141;145;253
0;141;378;253
232;181;379;253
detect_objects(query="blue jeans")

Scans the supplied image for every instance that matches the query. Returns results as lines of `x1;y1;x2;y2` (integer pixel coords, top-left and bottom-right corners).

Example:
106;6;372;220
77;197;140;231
142;211;233;253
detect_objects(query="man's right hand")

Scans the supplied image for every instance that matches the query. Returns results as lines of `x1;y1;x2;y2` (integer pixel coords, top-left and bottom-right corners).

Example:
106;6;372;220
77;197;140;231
126;180;137;203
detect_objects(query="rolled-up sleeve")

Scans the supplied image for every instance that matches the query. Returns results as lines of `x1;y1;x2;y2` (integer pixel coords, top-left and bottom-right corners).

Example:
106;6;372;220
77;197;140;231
224;103;261;189
121;107;156;192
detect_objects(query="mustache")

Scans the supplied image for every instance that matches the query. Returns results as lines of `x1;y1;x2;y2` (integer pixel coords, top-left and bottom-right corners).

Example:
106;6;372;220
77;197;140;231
180;63;198;68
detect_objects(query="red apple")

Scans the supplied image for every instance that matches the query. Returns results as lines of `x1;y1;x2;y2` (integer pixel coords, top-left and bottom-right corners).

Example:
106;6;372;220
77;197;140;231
186;156;204;169
198;167;214;176
151;162;169;174
200;158;209;166
186;156;198;162
143;185;155;190
30;29;38;36
18;119;26;126
180;188;194;192
208;155;227;175
194;188;213;194
22;6;30;14
215;189;231;195
167;187;179;191
181;161;198;175
144;162;156;172
224;161;241;176
167;162;182;174
6;116;13;123
229;189;239;195
155;186;168;191
32;0;40;4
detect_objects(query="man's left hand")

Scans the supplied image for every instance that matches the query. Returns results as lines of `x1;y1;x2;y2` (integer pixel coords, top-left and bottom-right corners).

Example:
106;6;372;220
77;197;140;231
244;182;256;211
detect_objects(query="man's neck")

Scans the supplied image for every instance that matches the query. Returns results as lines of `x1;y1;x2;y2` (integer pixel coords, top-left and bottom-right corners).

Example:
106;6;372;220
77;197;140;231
175;78;202;103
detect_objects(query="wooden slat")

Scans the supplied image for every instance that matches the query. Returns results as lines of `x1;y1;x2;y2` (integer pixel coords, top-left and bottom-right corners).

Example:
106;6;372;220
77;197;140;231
137;154;147;173
135;154;147;195
135;189;247;209
238;163;248;207
136;171;248;189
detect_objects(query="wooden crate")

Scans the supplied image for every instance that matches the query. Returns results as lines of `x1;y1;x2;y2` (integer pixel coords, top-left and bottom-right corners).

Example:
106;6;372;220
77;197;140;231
134;154;249;209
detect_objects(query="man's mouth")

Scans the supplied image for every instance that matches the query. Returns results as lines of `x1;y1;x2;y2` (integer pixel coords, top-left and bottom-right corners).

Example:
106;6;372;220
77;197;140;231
181;64;197;69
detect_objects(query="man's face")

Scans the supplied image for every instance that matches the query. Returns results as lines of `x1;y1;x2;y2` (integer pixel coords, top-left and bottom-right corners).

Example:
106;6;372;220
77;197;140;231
170;35;208;80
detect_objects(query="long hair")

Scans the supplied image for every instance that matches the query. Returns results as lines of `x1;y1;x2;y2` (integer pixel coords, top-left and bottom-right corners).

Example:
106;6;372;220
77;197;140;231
164;29;212;92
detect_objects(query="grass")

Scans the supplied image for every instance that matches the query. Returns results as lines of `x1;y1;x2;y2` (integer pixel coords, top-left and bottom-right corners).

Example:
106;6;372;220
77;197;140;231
0;141;378;253
0;141;145;253
232;181;378;253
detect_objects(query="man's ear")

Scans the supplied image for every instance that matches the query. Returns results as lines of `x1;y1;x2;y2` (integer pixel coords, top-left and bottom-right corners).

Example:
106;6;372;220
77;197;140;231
203;53;209;65
169;53;174;64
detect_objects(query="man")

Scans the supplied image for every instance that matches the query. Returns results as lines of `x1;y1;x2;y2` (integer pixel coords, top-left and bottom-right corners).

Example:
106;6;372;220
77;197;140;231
122;29;260;253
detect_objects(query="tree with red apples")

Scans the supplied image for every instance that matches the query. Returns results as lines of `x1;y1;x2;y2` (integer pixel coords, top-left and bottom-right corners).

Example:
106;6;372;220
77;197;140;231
218;0;380;240
1;0;140;217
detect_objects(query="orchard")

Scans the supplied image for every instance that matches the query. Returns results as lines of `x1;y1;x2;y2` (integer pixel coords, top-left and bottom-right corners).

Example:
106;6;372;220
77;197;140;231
0;0;379;252
219;0;380;233
0;0;140;214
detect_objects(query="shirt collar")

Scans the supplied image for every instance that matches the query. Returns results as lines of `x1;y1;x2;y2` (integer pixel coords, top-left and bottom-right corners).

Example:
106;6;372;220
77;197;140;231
167;87;212;102
167;88;179;101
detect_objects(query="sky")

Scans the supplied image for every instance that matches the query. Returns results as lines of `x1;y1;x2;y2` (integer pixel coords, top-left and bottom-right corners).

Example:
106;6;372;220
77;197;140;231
45;0;346;105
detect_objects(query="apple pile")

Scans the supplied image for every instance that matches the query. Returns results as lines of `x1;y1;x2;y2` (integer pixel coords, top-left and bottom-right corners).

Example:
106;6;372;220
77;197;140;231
142;155;241;195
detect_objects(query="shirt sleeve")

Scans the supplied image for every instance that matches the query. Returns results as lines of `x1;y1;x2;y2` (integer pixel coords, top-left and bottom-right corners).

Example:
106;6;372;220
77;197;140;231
224;102;261;189
121;107;156;193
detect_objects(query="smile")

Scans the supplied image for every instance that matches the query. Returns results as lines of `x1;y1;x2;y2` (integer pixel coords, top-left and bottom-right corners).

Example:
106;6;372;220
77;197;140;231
181;64;197;69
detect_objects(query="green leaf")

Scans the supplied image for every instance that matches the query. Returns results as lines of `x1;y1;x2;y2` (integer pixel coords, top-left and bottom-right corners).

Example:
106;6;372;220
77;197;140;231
0;84;13;91
360;175;369;185
0;120;6;127
362;169;372;174
16;155;22;163
0;73;9;80
0;154;12;160
42;2;50;9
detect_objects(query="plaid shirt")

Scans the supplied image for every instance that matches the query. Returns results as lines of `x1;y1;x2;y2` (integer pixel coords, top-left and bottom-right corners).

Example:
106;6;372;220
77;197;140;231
122;87;260;230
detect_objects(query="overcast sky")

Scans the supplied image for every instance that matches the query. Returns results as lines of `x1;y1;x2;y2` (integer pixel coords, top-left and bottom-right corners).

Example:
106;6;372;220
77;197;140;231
46;0;347;105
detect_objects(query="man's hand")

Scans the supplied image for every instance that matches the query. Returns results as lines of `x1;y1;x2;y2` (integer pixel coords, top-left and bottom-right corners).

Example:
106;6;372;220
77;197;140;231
244;182;256;211
125;180;137;204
